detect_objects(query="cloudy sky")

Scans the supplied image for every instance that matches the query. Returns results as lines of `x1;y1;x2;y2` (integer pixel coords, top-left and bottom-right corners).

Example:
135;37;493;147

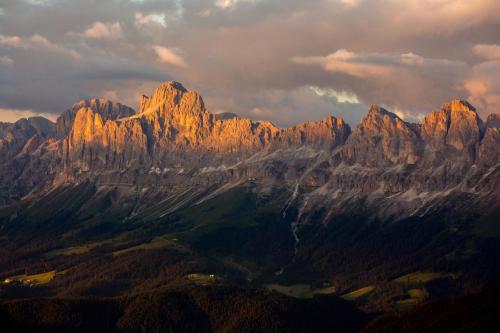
0;0;499;126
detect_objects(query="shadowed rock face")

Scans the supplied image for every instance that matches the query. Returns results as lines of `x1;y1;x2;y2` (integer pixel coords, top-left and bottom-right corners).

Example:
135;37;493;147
0;117;55;159
0;81;498;224
0;117;57;206
340;105;421;166
486;113;500;128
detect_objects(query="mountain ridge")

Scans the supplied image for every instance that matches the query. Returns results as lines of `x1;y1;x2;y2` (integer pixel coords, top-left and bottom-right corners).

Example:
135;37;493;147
0;81;498;224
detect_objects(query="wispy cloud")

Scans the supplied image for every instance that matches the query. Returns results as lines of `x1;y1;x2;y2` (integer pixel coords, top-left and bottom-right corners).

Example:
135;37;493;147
392;108;426;123
464;60;500;116
339;0;361;7
215;0;261;10
153;46;187;67
135;12;167;28
309;86;360;104
24;0;56;6
0;34;81;59
80;22;123;39
293;49;463;79
474;44;500;61
0;55;14;67
293;49;395;78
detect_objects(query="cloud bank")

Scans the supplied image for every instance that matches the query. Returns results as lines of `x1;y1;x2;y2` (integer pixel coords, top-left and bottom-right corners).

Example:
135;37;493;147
0;0;499;126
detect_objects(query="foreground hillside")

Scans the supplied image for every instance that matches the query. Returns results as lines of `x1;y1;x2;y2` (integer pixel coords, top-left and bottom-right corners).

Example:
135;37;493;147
363;283;500;332
0;285;368;333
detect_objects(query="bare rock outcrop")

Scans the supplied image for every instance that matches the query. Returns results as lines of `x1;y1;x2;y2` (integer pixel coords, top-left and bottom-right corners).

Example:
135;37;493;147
421;100;484;161
485;113;500;128
63;107;147;172
340;105;421;166
56;98;136;138
0;117;56;205
62;82;352;174
0;117;55;159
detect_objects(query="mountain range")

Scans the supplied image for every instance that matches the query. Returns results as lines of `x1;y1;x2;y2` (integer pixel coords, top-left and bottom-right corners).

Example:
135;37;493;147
1;81;498;212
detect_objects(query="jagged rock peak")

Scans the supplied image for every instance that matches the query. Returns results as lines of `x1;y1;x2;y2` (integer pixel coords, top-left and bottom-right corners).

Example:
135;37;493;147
359;105;410;131
486;113;500;128
23;117;56;137
341;105;420;166
367;105;397;117
0;116;56;161
56;98;135;138
71;99;136;120
445;99;477;113
0;116;55;140
158;81;188;92
322;115;349;127
422;99;483;152
138;81;204;115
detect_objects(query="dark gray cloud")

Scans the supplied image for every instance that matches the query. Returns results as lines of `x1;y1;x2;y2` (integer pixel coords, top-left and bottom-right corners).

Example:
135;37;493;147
0;0;499;126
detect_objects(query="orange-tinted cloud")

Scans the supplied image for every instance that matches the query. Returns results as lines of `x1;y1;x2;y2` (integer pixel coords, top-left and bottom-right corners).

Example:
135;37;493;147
153;46;188;67
474;44;500;61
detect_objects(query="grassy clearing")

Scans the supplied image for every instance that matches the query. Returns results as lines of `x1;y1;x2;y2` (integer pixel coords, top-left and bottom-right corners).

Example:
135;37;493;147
24;183;96;224
174;187;259;242
186;273;219;285
112;237;174;256
118;187;261;247
266;284;337;299
393;272;447;284
408;288;427;299
131;188;208;223
341;286;376;301
396;298;421;310
392;288;428;310
4;270;58;286
45;240;119;257
314;285;337;295
266;284;315;299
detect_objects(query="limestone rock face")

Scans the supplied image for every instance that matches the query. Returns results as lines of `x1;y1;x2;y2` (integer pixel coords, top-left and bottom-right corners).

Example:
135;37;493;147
422;100;484;159
138;82;220;150
56;99;136;138
64;107;148;172
340;105;420;166
63;81;351;172
279;116;351;150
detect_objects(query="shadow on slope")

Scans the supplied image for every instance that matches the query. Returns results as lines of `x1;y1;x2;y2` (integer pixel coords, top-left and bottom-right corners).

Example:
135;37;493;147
0;285;369;333
362;283;500;332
